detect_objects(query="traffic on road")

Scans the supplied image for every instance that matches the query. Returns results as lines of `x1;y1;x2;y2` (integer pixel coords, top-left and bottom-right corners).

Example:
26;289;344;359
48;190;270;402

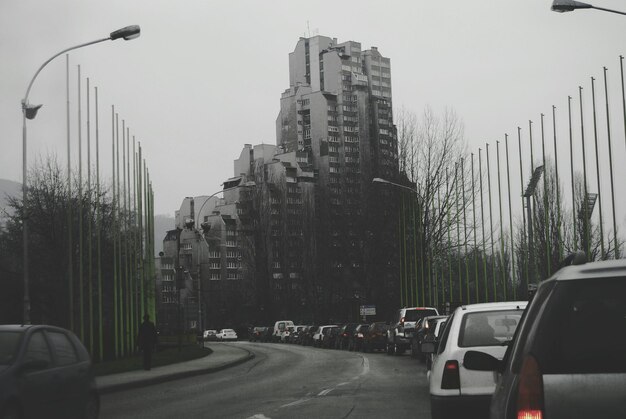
2;257;625;418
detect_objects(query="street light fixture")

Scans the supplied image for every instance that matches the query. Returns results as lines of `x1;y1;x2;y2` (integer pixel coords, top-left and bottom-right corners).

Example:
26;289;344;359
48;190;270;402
372;177;417;194
551;0;626;16
20;25;141;324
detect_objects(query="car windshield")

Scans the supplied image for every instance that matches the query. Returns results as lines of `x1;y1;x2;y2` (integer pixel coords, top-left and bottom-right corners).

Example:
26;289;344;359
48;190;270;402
458;309;524;347
0;331;23;365
404;309;438;322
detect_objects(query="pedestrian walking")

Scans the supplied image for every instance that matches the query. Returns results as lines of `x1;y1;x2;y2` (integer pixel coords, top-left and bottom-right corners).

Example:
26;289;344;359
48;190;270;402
138;313;158;370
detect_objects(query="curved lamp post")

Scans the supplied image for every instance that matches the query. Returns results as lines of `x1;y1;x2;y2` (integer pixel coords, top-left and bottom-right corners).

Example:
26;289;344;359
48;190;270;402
21;25;140;324
551;0;626;16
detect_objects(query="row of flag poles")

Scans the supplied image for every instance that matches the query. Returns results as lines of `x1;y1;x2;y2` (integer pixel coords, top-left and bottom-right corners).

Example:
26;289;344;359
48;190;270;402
399;54;626;309
65;55;155;361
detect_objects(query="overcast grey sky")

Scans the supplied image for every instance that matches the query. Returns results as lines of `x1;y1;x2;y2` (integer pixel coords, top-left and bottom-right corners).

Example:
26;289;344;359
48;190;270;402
2;0;626;219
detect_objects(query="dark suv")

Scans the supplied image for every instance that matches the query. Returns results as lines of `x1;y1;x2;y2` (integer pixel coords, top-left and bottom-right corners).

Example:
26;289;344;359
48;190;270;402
463;257;626;419
387;307;438;355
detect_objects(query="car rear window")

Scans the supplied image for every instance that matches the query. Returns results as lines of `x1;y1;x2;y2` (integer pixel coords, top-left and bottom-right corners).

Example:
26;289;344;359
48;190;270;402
48;331;79;366
404;309;438;321
458;309;523;347
0;331;23;365
532;277;626;374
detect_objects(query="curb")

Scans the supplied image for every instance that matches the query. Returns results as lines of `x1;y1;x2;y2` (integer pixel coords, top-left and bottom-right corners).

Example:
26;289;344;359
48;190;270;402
97;346;255;394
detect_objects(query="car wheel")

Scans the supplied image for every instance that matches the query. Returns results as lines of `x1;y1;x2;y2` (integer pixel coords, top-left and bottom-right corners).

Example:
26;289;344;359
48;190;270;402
386;342;394;355
84;392;100;419
2;402;21;419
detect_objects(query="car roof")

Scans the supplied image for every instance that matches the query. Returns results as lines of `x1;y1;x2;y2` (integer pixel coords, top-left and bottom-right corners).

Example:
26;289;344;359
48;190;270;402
457;301;528;313
400;307;438;311
0;324;33;332
0;324;72;333
548;259;626;281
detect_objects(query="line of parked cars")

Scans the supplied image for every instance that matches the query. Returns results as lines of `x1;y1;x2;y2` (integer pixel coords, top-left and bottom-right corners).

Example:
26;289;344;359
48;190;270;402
202;328;238;341
420;255;626;419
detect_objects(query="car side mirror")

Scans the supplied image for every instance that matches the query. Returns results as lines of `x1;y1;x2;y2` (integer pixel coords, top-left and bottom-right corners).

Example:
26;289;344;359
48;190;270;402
19;359;49;373
421;341;437;354
463;350;501;372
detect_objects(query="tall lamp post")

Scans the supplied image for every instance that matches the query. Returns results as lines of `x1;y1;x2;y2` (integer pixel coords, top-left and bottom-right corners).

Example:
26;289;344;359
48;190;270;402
523;165;544;286
20;25;141;324
372;177;420;306
551;0;626;16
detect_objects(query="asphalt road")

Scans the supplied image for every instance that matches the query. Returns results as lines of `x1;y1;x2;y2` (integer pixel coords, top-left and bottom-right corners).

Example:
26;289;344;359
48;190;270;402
100;342;431;419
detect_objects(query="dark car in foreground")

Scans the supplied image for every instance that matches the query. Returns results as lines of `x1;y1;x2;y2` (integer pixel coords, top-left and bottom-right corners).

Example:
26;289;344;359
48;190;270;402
0;324;99;419
464;257;626;419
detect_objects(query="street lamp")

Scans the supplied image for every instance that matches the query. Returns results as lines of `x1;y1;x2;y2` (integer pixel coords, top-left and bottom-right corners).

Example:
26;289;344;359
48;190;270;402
551;0;626;16
372;177;418;194
20;25;140;324
523;165;544;286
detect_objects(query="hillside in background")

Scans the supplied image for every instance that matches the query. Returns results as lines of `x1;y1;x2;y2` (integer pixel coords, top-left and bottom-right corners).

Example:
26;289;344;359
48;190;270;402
154;213;174;256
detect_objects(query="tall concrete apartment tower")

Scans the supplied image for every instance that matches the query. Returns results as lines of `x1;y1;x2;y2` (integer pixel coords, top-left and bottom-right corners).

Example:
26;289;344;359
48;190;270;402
277;36;400;320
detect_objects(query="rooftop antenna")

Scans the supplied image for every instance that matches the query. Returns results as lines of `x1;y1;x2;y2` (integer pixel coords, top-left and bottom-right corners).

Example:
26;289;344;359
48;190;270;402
307;20;311;37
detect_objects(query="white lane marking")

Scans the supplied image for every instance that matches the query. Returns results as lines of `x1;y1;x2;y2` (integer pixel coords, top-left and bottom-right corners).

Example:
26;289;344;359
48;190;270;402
247;415;272;419
337;382;350;387
352;355;370;380
318;388;333;396
281;399;310;408
361;356;370;376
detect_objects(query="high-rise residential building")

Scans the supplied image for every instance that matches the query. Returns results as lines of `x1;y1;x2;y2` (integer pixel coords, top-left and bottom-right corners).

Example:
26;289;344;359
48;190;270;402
157;35;401;330
276;36;400;321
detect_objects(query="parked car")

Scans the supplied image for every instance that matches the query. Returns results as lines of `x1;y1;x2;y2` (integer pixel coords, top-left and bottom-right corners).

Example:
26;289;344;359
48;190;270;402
249;327;268;342
0;324;100;419
387;306;439;355
216;329;238;341
411;315;448;360
271;320;294;343
466;257;626;419
321;326;341;349
335;323;360;350
260;326;274;342
299;326;317;346
349;324;370;352
422;301;527;419
279;326;296;343
423;317;448;370
312;325;337;347
203;329;217;341
362;322;390;352
288;326;307;343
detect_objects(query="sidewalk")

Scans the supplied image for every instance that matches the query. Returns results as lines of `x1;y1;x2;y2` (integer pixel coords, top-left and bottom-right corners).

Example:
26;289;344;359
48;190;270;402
96;342;254;394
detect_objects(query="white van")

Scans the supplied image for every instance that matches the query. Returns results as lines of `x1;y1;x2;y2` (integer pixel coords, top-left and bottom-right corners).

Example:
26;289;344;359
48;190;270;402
272;320;294;342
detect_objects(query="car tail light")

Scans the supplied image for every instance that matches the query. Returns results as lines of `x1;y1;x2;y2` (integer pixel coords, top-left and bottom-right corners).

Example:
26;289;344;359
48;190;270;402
517;354;544;419
400;316;405;325
441;360;460;389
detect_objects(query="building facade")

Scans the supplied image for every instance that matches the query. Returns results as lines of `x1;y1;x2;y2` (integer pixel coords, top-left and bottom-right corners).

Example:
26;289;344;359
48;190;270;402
275;36;400;321
157;35;401;331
